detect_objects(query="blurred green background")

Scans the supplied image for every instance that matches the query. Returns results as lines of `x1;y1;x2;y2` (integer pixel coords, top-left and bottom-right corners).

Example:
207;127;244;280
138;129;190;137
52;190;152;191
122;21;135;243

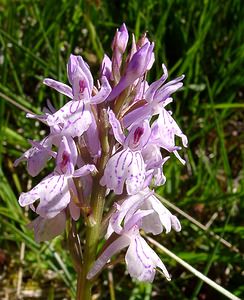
0;0;243;299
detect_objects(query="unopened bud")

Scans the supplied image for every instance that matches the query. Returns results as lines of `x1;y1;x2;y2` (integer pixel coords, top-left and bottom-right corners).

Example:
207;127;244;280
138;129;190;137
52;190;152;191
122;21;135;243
112;23;129;54
107;42;154;101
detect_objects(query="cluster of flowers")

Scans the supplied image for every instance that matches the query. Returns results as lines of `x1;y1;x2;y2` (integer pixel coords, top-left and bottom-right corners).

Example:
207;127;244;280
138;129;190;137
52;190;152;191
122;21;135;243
15;24;187;283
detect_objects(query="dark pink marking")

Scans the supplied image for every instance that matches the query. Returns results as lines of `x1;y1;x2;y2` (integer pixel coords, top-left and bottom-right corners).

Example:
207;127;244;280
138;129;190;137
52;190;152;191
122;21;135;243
79;80;86;93
133;127;144;144
60;151;70;171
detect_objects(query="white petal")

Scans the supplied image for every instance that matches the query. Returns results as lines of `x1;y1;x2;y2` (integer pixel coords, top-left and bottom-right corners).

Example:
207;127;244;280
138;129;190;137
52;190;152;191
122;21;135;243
125;236;155;282
47;101;92;138
125;235;170;282
100;149;146;195
142;194;181;234
73;164;96;177
19;173;70;218
125;152;146;195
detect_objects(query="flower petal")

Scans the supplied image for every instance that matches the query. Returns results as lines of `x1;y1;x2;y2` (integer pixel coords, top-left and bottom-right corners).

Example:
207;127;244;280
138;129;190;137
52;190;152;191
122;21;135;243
87;235;130;280
106;190;153;238
36;174;70;218
125;235;170;282
142;194;181;234
125;120;151;150
73;164;97;177
55;136;77;175
84;113;101;158
90;76;112;104
151;108;188;156
108;109;125;145
46;100;92;138
100;54;112;80
144;64;168;103
27;211;66;242
125;152;146;195
19;172;70;218
100;149;145;195
77;56;94;95
14;137;53;177
107;42;154;101
43;78;73;99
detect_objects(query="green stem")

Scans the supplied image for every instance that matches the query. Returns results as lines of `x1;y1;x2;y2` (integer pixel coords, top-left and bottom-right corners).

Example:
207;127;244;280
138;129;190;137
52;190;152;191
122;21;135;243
76;180;106;300
76;108;111;300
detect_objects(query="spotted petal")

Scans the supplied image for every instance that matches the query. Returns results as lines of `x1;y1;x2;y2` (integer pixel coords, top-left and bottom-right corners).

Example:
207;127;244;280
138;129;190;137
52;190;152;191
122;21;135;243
151;108;188;163
125;235;170;282
100;149;145;195
46;100;92;138
14;137;54;177
19;172;70;219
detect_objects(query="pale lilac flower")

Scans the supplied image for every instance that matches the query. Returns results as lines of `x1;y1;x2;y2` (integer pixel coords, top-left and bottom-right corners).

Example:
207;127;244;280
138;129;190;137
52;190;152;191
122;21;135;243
87;208;170;282
88;189;181;281
40;55;111;139
43;81;111;139
106;189;181;238
45;100;93;138
14;137;56;177
142;144;170;186
25;100;92;140
123;65;185;127
100;110;151;195
44;54;111;104
19;136;96;219
150;109;188;164
44;55;92;101
121;64;188;164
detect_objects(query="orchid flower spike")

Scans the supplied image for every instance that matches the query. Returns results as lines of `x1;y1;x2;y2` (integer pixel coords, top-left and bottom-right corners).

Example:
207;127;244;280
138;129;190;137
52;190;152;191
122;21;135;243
15;23;187;287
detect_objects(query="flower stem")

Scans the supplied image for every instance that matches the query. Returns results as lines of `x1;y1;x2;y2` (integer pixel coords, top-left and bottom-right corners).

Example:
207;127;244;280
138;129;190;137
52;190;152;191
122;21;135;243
76;180;106;300
76;108;111;300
